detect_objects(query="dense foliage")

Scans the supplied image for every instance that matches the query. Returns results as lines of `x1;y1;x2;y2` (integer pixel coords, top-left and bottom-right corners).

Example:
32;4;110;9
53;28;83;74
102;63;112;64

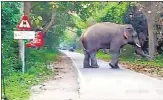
2;2;21;74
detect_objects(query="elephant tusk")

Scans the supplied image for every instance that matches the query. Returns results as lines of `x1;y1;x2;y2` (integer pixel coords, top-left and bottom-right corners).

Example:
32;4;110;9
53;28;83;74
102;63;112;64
136;43;141;48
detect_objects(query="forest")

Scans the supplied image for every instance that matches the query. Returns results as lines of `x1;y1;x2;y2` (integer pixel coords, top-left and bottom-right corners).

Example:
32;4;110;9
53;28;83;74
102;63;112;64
2;1;163;100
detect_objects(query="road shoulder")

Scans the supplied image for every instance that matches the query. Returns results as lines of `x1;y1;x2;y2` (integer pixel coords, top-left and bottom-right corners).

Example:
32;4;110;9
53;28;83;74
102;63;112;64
29;53;80;100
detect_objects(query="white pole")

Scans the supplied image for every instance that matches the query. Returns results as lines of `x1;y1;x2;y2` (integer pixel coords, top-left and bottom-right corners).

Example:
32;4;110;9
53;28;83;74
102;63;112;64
22;40;25;73
19;39;25;73
19;2;25;73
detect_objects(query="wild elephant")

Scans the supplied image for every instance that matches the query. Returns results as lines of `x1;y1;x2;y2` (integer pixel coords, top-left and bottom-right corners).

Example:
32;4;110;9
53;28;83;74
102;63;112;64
80;22;151;68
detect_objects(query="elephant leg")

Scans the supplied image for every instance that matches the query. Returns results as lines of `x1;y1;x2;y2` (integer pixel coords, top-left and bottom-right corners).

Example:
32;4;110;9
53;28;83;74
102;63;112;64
90;51;99;68
109;53;120;69
109;41;120;69
83;50;91;68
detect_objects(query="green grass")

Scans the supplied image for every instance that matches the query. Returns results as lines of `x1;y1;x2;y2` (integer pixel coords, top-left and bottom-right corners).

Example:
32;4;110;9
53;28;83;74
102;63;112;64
76;49;83;53
2;49;60;100
2;68;53;100
96;51;112;60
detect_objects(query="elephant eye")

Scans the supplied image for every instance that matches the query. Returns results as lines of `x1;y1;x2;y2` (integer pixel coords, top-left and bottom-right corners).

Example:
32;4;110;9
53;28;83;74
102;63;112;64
126;27;134;33
133;34;138;38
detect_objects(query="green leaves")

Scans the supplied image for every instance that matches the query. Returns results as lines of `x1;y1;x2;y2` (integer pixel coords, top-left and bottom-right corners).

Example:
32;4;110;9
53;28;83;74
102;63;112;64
100;2;129;24
37;16;43;20
71;2;129;30
72;15;87;29
2;2;21;72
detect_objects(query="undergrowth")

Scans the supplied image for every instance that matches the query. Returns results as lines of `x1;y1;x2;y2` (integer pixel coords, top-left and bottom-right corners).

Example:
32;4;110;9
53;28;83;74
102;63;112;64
2;48;60;100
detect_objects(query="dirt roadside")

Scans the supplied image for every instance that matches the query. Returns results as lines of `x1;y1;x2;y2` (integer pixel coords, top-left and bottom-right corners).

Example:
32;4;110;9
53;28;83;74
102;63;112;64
120;62;163;80
29;53;80;100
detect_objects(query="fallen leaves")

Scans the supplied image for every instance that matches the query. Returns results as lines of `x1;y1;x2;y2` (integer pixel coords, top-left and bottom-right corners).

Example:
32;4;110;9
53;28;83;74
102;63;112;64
120;61;163;79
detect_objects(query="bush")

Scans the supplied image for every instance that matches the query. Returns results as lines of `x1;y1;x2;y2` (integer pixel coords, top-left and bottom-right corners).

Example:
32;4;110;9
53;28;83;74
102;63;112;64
2;48;59;100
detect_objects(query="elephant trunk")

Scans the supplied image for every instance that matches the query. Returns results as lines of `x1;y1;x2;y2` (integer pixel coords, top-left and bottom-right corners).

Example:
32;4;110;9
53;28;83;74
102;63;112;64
135;46;154;59
134;36;154;59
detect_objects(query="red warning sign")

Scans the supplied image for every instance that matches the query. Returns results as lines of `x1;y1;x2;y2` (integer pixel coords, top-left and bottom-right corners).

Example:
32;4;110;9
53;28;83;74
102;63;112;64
17;15;32;30
34;31;44;47
26;31;44;48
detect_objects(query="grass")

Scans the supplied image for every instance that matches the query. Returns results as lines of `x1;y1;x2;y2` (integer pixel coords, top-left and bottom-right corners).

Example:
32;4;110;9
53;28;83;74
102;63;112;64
2;69;53;100
2;49;60;100
76;49;83;54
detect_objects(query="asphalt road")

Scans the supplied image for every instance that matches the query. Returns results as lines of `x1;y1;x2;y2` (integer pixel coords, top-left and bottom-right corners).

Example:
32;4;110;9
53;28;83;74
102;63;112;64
62;50;163;100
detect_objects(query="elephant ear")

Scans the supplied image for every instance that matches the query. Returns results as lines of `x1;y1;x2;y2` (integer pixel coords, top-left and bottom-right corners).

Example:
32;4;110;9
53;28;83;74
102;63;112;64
123;25;133;39
123;31;129;39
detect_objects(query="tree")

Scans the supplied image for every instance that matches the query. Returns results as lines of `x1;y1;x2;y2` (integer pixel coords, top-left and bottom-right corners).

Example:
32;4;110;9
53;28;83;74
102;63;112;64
138;2;163;59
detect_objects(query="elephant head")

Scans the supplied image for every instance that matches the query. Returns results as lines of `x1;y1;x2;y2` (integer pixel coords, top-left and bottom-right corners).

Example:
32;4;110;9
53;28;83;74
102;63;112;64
122;24;153;59
123;24;141;48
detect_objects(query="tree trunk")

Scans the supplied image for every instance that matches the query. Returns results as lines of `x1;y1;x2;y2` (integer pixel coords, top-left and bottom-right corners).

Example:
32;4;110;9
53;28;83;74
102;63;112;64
42;9;56;35
146;3;156;59
19;1;31;58
24;1;31;16
147;16;156;58
139;2;156;60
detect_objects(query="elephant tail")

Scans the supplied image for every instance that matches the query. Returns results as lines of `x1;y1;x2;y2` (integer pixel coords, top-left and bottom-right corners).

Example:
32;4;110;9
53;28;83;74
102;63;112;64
80;36;88;51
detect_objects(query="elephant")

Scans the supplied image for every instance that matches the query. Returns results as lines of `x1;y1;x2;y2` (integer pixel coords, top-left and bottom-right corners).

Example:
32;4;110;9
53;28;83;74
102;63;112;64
80;22;151;69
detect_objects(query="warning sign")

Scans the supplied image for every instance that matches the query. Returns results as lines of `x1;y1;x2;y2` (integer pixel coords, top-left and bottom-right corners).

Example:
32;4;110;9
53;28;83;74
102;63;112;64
26;31;44;47
17;15;32;30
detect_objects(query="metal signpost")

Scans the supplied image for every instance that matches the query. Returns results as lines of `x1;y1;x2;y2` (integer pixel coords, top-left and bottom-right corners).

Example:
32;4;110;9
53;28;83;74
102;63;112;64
14;15;35;73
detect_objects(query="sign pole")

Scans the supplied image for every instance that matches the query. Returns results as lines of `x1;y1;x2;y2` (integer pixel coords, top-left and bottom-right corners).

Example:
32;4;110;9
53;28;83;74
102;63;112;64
20;2;25;73
22;40;25;73
19;39;25;73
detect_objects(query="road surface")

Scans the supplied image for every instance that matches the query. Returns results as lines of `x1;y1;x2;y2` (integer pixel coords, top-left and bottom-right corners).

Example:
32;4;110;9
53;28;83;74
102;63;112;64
62;50;163;100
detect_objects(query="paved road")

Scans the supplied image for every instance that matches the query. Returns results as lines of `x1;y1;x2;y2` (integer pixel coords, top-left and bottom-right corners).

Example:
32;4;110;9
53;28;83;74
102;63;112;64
62;50;163;100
